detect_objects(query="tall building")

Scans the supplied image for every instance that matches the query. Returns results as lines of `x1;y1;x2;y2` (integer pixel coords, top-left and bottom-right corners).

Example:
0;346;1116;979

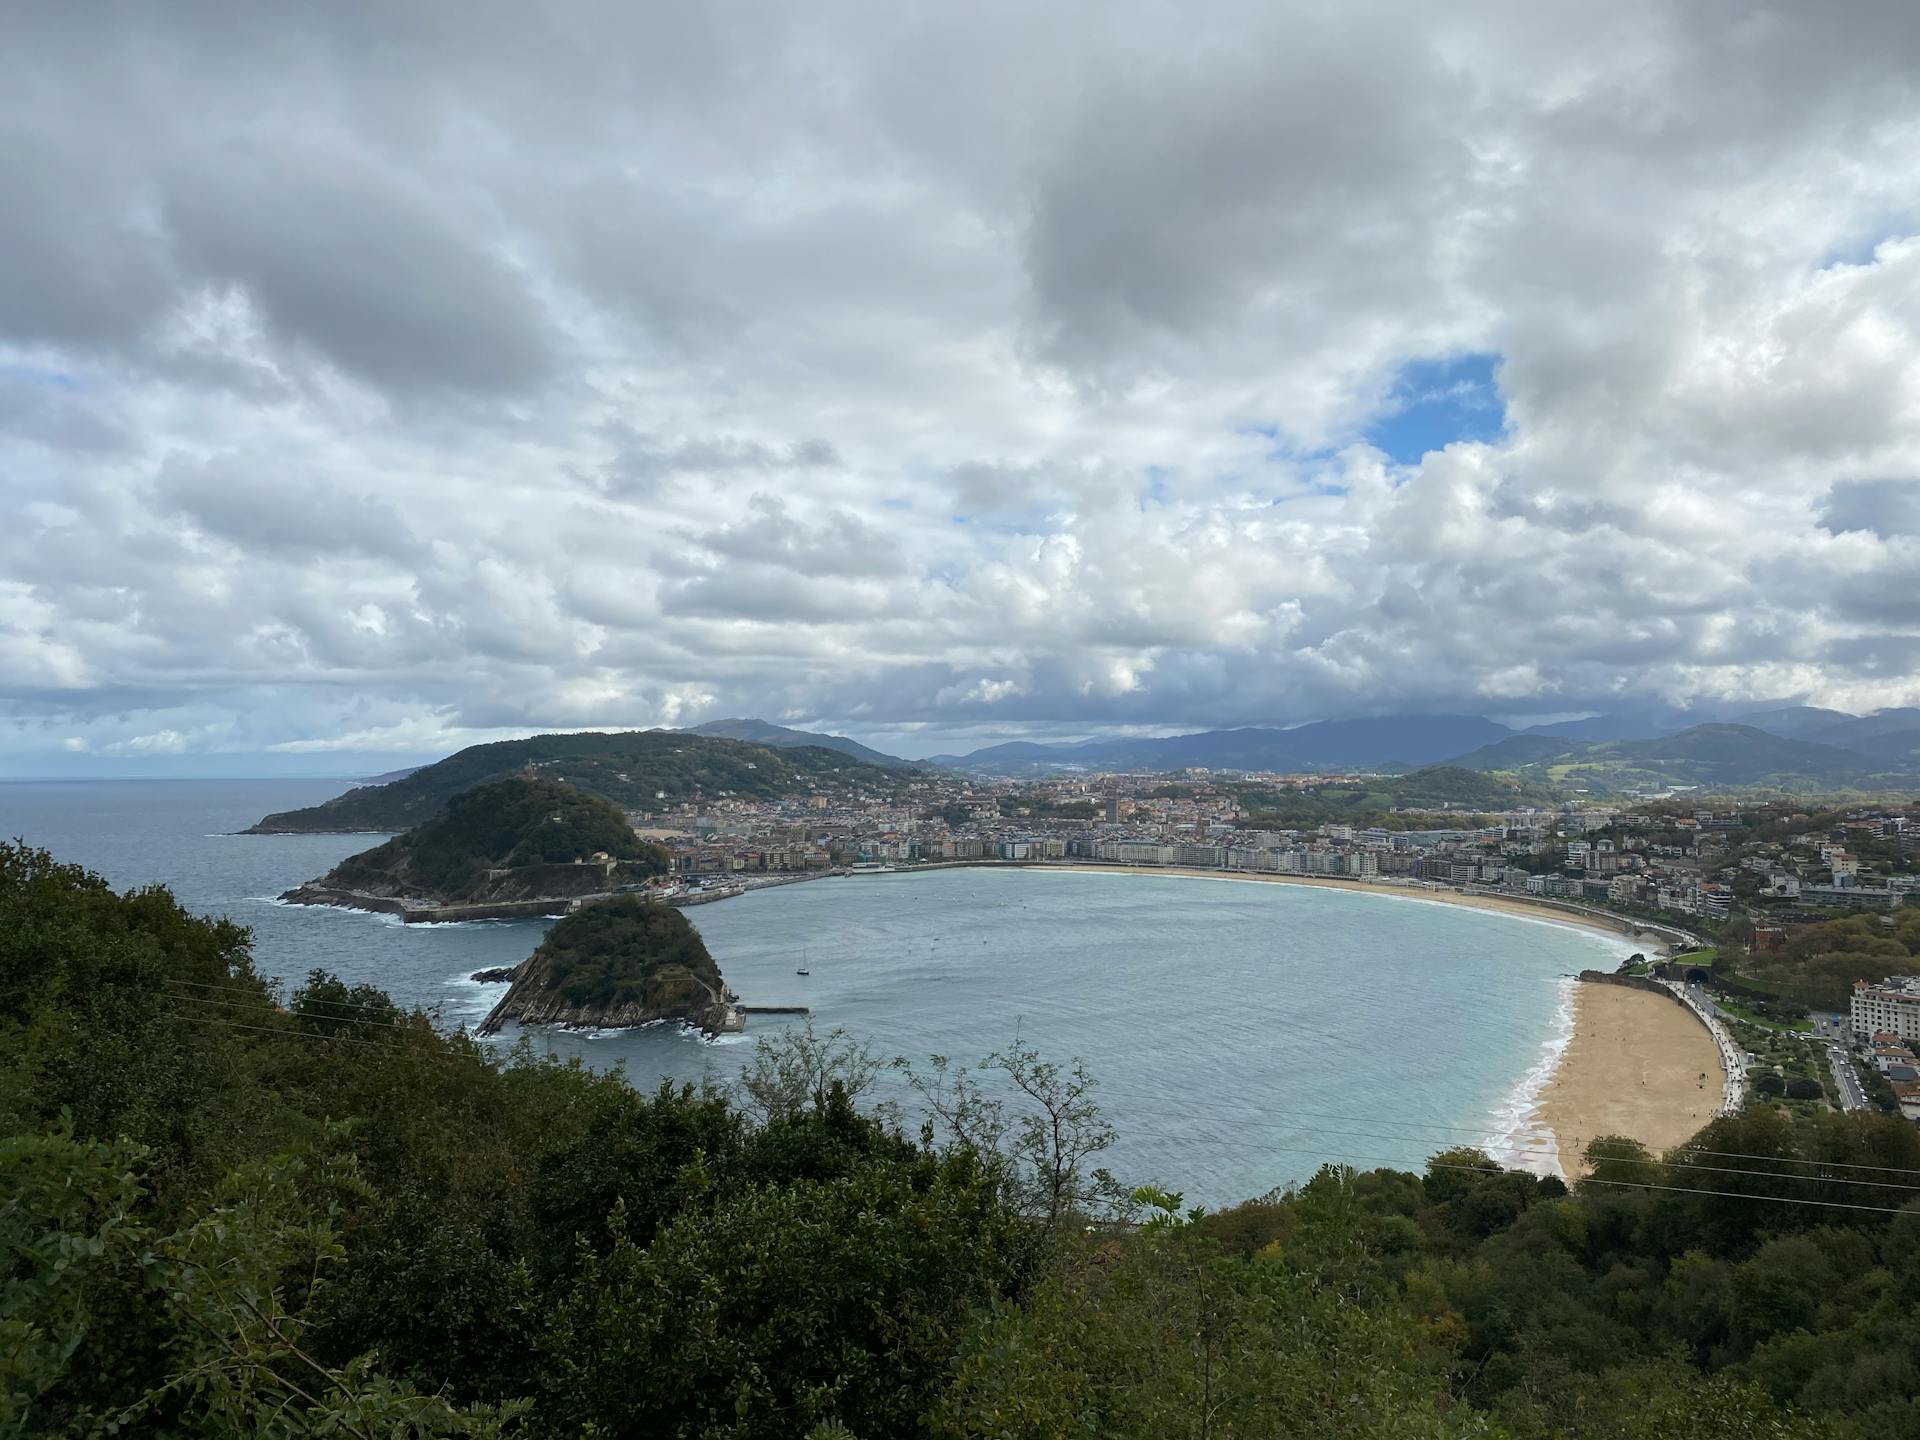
1852;978;1920;1043
1104;792;1120;824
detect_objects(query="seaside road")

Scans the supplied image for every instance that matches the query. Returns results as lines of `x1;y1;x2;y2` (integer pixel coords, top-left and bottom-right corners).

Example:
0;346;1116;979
1827;1045;1867;1111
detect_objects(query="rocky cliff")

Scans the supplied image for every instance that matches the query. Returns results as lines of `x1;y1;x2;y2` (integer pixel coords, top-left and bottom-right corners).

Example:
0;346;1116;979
478;896;738;1036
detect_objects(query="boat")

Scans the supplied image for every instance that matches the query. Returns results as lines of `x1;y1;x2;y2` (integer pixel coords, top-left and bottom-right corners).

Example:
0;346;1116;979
795;967;811;976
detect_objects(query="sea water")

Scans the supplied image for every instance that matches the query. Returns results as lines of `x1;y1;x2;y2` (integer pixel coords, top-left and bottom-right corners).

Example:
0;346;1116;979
1;779;1634;1205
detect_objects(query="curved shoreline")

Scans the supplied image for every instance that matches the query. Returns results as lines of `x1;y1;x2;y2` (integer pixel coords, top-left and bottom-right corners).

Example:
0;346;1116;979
851;861;1651;1174
1009;862;1660;950
1529;981;1726;1176
1485;976;1579;1175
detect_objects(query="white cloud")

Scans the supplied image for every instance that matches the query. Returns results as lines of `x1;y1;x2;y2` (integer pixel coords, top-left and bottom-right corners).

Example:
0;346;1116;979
5;2;1920;767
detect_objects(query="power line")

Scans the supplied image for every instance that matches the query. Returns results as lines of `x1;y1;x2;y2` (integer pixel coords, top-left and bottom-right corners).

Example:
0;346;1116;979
160;1007;483;1061
165;989;428;1034
1278;1120;1920;1194
161;975;441;1022
1279;1111;1920;1190
1575;1173;1918;1216
1265;1143;1918;1216
1278;1104;1920;1179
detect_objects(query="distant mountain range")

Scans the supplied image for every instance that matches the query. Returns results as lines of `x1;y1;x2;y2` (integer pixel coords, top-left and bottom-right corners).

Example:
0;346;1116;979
246;704;1920;836
1449;723;1890;789
912;705;1920;788
923;714;1512;776
682;717;915;769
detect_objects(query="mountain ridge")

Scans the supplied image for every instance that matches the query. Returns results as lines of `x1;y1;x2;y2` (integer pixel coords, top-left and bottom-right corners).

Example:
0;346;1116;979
1452;721;1908;791
682;717;914;768
929;714;1513;776
244;729;906;833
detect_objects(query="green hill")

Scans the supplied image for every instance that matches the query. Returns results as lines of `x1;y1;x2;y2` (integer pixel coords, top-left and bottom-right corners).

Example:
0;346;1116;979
478;895;730;1033
296;776;668;906
1448;723;1897;792
1225;763;1561;826
1449;734;1583;771
1385;763;1559;809
683;716;912;768
246;729;907;833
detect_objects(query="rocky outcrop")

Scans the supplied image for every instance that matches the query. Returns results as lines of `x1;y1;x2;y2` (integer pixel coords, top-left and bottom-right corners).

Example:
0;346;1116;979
476;895;742;1037
469;965;521;983
478;975;738;1036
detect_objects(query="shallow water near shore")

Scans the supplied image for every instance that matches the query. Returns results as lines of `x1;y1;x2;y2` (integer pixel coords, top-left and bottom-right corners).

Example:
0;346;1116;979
3;778;1636;1206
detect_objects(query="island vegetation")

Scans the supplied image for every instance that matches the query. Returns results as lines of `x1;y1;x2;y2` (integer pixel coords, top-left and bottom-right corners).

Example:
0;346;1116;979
478;895;733;1034
283;775;668;912
6;840;1920;1438
245;729;911;833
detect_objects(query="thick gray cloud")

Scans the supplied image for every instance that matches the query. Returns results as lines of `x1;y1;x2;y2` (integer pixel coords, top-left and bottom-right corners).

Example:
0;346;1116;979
1821;479;1920;539
165;159;556;398
155;454;423;560
6;1;1920;768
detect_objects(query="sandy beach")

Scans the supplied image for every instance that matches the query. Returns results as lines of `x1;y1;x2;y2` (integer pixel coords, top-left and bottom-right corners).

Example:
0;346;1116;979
1529;982;1724;1176
1024;862;1659;948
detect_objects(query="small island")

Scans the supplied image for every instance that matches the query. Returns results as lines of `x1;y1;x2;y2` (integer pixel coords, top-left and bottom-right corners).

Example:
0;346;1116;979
280;775;671;922
477;895;739;1036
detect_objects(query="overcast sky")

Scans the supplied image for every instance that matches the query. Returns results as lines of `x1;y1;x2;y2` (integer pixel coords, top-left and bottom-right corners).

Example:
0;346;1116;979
6;3;1920;772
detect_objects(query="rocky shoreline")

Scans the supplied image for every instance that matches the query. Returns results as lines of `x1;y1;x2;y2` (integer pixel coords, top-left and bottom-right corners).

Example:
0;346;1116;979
477;986;742;1037
278;884;581;924
277;881;757;924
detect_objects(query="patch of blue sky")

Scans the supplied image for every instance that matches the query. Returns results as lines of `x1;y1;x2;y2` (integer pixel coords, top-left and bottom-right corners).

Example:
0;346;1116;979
1820;236;1881;270
1363;351;1506;465
1816;225;1915;272
1;362;80;389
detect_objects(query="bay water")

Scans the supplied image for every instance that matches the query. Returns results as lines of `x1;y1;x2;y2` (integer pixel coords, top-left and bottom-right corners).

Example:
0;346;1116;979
2;778;1634;1204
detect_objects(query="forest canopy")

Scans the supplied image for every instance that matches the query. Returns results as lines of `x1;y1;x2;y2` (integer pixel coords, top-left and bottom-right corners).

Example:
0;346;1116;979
321;774;668;901
5;840;1920;1438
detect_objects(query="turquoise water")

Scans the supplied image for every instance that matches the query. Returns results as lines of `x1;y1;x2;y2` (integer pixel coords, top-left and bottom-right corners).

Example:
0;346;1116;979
2;780;1634;1205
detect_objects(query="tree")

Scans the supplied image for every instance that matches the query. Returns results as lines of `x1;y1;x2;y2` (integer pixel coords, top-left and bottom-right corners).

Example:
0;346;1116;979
736;1019;888;1124
291;968;404;1038
899;1039;1124;1232
535;1152;1019;1438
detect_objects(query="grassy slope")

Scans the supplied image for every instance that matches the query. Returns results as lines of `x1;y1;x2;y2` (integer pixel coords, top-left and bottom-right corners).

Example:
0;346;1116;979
1225;764;1563;826
1455;723;1903;793
321;776;668;902
248;730;908;832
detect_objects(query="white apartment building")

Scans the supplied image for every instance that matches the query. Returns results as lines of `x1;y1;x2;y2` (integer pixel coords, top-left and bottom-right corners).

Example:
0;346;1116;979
1852;977;1920;1043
